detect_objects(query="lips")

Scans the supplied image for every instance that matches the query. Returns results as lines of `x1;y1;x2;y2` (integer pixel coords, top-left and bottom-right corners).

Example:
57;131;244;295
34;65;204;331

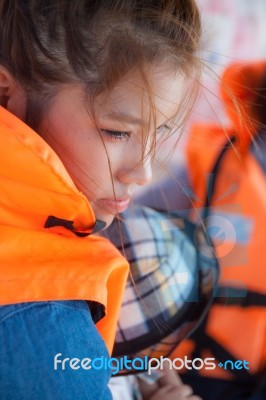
98;197;130;214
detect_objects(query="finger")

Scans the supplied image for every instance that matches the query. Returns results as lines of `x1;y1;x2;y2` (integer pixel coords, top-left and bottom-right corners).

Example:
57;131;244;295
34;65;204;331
157;364;183;387
154;384;176;395
137;378;158;399
170;384;194;397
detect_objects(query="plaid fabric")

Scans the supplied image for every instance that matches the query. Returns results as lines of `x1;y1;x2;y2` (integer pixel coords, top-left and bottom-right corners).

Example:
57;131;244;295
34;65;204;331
102;205;219;374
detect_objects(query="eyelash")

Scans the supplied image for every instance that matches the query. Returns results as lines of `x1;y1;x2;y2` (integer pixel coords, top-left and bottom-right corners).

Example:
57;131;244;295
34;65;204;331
101;129;131;141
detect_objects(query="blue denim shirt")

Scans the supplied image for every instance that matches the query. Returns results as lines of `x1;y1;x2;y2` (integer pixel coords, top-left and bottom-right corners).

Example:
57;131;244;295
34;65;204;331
0;300;112;399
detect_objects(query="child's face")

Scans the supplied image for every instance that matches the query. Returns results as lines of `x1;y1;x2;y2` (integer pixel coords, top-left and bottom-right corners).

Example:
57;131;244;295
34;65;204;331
35;68;184;227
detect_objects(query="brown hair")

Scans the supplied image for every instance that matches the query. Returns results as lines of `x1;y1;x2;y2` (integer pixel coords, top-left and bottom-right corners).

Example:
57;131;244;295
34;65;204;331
0;0;201;129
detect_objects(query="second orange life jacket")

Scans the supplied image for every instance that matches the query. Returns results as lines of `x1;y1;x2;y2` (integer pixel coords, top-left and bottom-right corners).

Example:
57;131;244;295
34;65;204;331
173;61;266;380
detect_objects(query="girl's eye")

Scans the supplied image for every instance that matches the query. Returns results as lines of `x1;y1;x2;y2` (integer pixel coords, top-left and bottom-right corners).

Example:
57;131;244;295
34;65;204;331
101;129;131;141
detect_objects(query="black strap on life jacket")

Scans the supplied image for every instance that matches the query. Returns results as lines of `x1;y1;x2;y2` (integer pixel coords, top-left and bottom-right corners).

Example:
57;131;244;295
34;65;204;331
202;136;236;218
45;215;106;236
214;286;266;307
251;129;266;174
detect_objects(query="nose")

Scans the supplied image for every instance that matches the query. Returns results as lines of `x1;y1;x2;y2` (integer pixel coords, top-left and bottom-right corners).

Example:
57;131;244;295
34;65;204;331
117;152;153;187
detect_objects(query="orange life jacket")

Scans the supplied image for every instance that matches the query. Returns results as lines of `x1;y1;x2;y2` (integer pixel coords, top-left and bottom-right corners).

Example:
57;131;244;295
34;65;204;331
0;106;129;354
174;61;266;380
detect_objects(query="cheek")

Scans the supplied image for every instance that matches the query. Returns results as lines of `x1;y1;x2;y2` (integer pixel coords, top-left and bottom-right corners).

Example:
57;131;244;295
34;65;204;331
39;113;124;200
62;136;117;200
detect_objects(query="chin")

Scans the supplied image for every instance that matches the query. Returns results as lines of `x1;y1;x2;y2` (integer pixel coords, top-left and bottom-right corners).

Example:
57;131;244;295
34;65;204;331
95;213;115;230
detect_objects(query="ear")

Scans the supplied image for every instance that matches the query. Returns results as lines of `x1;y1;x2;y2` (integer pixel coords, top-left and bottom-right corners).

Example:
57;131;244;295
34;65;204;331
0;65;27;120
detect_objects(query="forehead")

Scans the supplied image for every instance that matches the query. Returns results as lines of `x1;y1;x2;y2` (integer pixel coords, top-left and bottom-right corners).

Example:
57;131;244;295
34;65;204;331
95;67;186;126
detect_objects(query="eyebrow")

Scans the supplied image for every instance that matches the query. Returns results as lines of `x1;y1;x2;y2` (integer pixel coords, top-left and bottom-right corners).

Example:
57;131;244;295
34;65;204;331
101;111;144;126
101;111;172;130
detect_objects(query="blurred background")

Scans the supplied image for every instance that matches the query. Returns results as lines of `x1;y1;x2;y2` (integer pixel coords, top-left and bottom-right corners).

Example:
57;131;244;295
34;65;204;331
195;0;266;124
151;0;266;176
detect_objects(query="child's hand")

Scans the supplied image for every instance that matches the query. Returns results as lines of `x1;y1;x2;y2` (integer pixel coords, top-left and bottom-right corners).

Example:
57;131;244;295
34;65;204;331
155;362;183;386
138;364;202;400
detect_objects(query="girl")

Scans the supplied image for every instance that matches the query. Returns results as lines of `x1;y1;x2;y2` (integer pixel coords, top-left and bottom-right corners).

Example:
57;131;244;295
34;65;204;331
0;1;201;398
